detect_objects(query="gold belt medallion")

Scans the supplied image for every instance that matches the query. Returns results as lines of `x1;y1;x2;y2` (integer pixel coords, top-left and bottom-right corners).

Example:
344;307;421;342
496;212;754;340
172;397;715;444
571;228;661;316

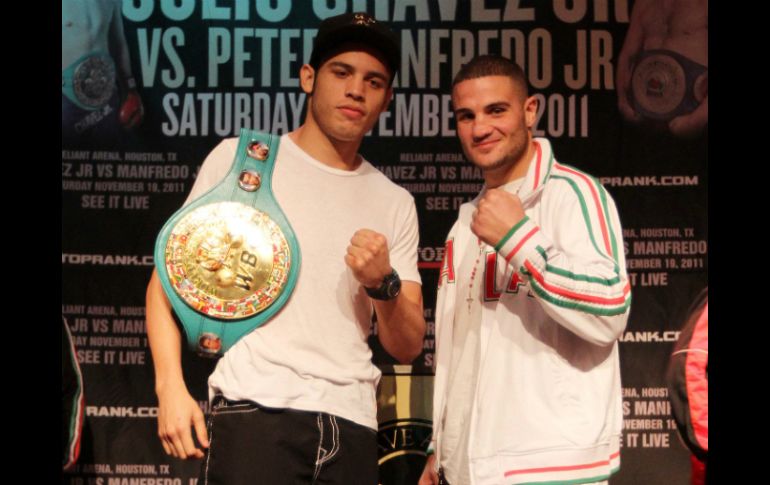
165;201;292;319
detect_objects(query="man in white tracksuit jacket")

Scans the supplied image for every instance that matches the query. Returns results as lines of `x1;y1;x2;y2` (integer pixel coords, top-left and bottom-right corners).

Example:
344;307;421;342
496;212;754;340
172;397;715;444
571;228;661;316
420;55;631;485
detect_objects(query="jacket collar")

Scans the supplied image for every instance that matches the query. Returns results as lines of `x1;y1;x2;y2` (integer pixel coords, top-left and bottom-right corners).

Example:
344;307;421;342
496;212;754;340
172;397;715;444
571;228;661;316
469;137;555;205
519;137;555;201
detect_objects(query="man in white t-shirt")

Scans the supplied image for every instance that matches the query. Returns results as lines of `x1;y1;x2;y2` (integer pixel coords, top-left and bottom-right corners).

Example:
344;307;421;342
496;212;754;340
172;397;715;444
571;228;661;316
145;12;426;485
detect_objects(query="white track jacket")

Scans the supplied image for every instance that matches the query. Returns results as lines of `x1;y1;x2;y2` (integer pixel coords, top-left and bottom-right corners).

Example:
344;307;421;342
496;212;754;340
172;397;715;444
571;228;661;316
432;138;631;485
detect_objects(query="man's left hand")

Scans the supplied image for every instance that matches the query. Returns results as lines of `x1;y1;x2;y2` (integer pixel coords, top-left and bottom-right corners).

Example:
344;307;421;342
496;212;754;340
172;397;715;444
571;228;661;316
345;229;391;288
471;188;526;247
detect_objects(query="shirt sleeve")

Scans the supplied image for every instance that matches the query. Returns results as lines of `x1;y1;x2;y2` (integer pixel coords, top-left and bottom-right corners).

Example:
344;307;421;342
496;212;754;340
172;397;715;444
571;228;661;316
388;195;422;285
494;179;631;346
183;138;238;206
667;294;708;459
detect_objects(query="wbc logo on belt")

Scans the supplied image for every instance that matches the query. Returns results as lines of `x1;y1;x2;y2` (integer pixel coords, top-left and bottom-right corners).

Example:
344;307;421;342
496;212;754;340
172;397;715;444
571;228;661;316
165;202;292;320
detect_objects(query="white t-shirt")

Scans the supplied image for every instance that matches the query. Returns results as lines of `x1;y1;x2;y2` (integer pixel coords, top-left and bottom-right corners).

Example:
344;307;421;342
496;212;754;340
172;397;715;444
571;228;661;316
184;134;421;429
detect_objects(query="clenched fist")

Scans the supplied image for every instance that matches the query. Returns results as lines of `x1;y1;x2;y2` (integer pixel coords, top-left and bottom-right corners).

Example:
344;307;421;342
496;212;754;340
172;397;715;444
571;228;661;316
344;229;392;288
471;188;526;247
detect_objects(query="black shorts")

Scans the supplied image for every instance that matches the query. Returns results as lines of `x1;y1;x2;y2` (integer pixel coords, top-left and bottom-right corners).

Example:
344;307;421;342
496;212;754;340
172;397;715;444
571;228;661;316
200;396;378;485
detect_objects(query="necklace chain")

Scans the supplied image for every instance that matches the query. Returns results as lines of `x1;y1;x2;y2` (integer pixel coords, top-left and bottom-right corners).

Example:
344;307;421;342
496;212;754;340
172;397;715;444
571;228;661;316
466;238;485;313
465;180;525;313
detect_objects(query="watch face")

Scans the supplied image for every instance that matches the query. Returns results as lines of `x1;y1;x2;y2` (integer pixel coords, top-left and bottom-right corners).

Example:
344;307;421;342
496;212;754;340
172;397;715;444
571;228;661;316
386;278;401;298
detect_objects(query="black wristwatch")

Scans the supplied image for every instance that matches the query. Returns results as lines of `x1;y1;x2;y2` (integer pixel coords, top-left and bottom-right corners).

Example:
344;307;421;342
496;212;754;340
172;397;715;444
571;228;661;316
365;269;401;301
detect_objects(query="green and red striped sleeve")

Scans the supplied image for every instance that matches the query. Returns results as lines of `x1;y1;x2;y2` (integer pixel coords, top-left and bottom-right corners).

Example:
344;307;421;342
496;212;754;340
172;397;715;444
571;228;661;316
494;164;631;343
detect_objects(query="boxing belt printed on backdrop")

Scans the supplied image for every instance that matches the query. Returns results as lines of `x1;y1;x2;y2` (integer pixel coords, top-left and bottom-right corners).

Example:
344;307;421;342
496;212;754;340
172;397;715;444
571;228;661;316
154;130;301;357
62;51;116;110
630;49;707;121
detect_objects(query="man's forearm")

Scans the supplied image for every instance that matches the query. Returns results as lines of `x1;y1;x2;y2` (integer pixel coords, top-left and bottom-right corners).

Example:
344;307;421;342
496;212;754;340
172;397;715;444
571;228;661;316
146;270;187;394
374;282;426;363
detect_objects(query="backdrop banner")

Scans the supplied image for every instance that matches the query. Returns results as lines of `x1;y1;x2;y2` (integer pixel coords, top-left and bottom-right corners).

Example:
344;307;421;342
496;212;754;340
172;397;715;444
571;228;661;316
62;1;707;484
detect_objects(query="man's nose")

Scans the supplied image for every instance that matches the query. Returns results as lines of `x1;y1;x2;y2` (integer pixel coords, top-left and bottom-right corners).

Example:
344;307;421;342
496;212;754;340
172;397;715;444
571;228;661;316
472;116;493;140
346;76;365;101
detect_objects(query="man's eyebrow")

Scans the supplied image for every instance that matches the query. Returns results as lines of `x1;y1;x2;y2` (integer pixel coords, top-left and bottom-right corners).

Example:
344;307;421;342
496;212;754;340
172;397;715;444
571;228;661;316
485;101;511;110
365;71;389;82
327;61;353;71
326;61;389;82
453;101;511;115
453;107;473;116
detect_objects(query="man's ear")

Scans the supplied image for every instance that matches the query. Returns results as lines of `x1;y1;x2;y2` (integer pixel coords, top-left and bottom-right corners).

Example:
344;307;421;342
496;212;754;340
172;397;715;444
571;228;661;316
299;64;316;95
523;95;538;129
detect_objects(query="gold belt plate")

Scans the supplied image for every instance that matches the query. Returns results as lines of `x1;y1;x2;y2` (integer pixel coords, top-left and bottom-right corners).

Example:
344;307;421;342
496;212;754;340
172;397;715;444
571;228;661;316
165;202;292;319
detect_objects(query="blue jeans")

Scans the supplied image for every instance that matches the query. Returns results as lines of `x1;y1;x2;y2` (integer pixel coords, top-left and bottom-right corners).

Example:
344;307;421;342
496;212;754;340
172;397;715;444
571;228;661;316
200;395;378;485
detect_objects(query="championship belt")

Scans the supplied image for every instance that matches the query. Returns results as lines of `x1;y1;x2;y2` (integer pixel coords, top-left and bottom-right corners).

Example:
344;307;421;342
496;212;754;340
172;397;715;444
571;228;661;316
154;130;301;357
630;49;707;121
62;51;116;110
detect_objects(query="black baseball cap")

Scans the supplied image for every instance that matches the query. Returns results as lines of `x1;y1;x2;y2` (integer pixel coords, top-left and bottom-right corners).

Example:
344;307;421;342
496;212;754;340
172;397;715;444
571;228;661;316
309;12;401;81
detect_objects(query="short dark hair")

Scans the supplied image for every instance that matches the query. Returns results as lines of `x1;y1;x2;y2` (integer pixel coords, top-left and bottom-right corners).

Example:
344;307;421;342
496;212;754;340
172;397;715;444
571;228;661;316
452;55;528;97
